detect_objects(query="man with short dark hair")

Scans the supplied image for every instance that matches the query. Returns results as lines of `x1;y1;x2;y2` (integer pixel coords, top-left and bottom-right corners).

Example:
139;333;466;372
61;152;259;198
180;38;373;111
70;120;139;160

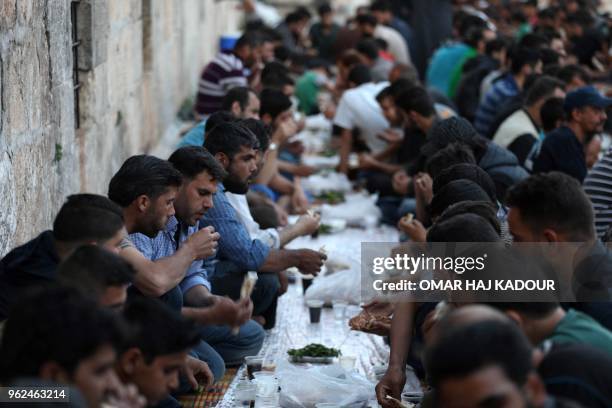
109;155;217;305
116;297;203;407
355;13;410;65
257;88;312;212
356;39;393;82
309;3;340;63
179;87;259;148
0;287;125;408
0;194;126;320
556;64;590;92
194;34;259;118
58;245;135;309
506;172;612;330
334;64;390;174
475;47;543;136
425;319;579;408
229;119;320;250
275;7;311;56
534;86;612;182
202;122;326;329
486;301;612;356
492;76;566;169
167;147;263;365
370;0;414;61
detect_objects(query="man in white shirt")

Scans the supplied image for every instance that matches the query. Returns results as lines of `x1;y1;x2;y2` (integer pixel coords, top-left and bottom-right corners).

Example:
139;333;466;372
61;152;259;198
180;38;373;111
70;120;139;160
356;13;411;65
334;64;390;173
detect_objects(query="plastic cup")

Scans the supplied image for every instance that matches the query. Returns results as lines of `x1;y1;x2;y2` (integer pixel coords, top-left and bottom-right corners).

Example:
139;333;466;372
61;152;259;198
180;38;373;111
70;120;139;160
307;300;324;323
244;356;263;380
234;381;256;407
302;275;314;294
255;394;279;407
401;391;424;406
253;372;278;397
332;300;347;320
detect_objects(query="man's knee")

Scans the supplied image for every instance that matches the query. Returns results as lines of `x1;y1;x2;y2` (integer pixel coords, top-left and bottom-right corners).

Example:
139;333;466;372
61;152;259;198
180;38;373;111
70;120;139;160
240;320;265;352
256;273;280;297
190;341;226;382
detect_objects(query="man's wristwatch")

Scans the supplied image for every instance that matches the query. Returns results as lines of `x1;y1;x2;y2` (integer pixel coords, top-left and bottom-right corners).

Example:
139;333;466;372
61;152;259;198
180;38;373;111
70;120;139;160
268;142;278;152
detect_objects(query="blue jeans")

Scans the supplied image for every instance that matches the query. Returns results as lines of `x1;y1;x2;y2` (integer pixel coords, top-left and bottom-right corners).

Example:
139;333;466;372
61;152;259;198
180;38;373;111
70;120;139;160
200;321;265;365
211;261;281;329
186;321;265;384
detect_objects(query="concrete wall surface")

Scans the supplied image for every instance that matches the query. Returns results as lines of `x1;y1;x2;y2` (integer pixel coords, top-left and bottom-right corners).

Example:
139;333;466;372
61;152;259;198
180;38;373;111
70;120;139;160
0;0;241;255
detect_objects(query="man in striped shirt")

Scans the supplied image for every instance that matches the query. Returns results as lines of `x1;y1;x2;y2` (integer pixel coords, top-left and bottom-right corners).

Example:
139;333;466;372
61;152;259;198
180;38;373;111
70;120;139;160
194;34;258;118
584;148;612;239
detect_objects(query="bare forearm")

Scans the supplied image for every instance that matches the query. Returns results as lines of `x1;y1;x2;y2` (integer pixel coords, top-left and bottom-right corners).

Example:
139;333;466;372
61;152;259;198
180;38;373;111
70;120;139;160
278;224;304;247
277;160;298;175
369;160;402;175
182;286;219;325
258;248;299;272
269;173;294;195
129;245;195;297
338;130;352;174
374;145;399;162
415;193;428;223
182;306;220;325
388;302;416;369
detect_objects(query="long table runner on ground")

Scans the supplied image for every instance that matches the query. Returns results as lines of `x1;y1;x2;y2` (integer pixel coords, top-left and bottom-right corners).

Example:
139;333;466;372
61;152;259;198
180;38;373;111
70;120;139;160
215;225;399;407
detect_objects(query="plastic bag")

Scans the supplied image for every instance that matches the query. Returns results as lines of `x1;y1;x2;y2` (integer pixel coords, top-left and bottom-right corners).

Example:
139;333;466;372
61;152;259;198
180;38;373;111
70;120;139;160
320;193;381;227
277;360;374;408
304;264;361;305
302;173;352;196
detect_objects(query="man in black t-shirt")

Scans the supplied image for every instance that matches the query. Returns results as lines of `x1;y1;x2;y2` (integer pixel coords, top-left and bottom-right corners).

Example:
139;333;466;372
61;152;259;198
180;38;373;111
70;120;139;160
534;86;612;182
0;194;125;320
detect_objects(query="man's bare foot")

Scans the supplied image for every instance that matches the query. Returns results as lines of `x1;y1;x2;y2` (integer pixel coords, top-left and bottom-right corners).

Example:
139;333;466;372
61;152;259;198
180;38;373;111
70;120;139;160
252;315;266;326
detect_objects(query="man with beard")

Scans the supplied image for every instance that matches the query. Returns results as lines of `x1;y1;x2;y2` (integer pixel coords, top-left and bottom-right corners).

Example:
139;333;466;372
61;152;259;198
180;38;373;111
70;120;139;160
534;86;612;182
109;155;217;309
202;122;326;329
109;154;235;386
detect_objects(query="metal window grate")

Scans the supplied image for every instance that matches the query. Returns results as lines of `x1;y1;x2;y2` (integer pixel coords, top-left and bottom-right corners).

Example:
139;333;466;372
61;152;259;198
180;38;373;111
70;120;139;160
71;0;81;129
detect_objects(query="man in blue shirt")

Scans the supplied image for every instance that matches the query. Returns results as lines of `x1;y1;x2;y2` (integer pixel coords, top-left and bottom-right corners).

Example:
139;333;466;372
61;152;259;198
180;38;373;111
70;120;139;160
475;47;542;136
534;86;612;182
177;87;260;148
202;122;326;329
113;151;264;385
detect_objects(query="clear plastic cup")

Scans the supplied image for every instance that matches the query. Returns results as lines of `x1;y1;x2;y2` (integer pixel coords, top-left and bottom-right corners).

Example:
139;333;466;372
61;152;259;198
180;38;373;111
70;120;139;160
253;372;278;397
234;381;256;407
332;300;347;320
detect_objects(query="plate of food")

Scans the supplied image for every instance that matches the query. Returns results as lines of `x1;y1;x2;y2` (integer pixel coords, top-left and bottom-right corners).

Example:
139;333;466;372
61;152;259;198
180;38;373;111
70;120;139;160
349;311;393;335
287;343;341;364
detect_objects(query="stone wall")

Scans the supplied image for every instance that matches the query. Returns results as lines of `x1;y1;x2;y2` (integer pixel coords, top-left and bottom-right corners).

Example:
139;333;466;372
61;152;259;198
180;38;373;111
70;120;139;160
0;0;241;256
